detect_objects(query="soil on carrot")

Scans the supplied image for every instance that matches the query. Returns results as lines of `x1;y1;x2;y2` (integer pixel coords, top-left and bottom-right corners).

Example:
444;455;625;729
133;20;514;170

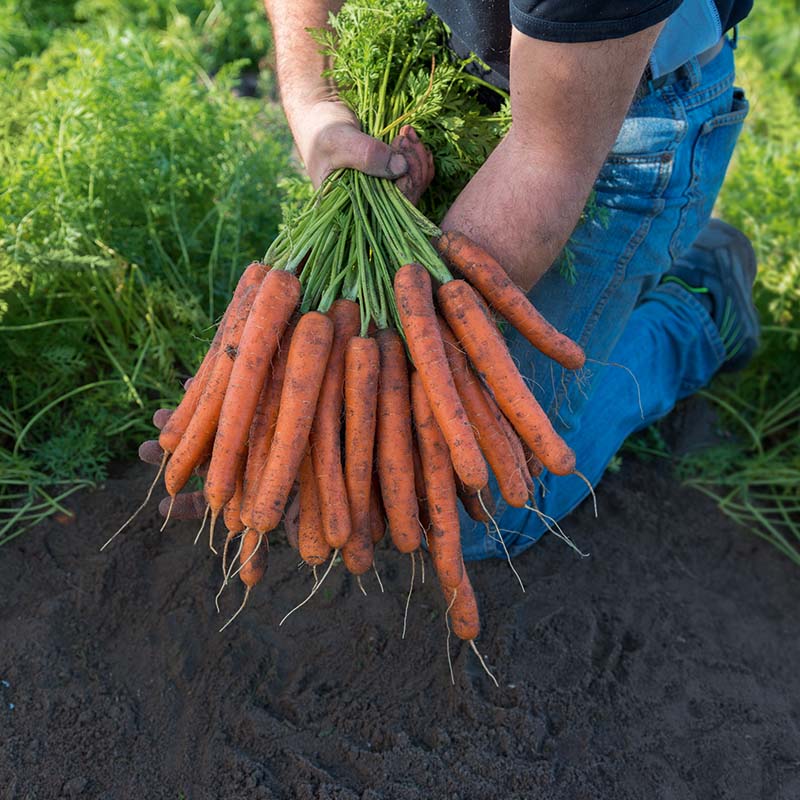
2;459;799;799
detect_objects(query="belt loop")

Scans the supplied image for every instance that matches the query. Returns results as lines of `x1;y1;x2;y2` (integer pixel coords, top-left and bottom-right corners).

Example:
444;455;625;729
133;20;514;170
681;56;701;90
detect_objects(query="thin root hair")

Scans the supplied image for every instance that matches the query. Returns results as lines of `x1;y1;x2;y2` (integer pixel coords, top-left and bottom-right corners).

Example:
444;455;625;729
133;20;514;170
101;452;167;551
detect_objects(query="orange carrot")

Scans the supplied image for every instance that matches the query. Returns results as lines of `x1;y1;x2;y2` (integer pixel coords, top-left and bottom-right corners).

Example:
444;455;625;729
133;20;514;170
412;440;430;534
164;283;256;498
457;481;496;523
311;299;361;549
438;280;576;476
223;455;246;536
435;231;585;370
481;383;534;499
244;311;334;533
239;528;268;589
370;475;386;545
205;270;301;517
438;318;528;508
375;328;420;554
442;562;480;641
159;261;268;455
410;371;463;589
242;318;295;508
394;263;487;493
342;335;380;574
298;450;331;567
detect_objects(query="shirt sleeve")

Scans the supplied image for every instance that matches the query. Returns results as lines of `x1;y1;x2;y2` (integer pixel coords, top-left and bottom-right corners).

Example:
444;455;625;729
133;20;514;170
510;0;684;43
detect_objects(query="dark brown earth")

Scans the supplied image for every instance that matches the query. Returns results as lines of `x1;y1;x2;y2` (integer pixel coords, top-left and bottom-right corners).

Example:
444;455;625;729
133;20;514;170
2;457;799;800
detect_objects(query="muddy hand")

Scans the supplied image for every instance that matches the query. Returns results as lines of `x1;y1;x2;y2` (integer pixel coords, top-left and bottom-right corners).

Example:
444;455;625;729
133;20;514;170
139;379;207;521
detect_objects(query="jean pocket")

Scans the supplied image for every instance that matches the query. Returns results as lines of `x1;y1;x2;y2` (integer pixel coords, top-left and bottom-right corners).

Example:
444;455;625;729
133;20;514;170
594;116;686;212
669;88;749;258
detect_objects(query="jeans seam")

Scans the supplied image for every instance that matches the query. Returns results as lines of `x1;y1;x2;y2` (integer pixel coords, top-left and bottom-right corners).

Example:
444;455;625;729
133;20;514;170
682;73;735;110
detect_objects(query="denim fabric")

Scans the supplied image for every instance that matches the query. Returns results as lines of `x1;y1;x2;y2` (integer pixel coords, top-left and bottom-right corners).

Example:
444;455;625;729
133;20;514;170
461;38;749;560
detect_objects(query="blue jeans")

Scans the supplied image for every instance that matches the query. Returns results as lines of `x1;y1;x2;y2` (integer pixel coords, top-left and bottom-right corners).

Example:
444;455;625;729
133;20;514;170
462;38;749;561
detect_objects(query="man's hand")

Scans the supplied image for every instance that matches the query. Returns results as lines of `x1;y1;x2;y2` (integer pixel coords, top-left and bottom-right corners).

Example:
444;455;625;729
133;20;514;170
264;0;433;200
297;99;434;202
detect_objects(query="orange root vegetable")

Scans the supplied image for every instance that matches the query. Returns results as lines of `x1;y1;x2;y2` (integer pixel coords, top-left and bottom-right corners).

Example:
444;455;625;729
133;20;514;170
165;283;257;498
342;336;380;574
435;231;585;371
410;371;463;590
311;299;361;549
457;481;496;523
159;261;268;455
411;440;431;534
375;328;420;554
242;318;296;511
370;476;386;545
438;319;528;508
442;563;480;641
394;263;487;493
480;383;534;498
437;280;576;476
223;458;246;536
298;451;331;567
244;311;334;533
205;270;301;515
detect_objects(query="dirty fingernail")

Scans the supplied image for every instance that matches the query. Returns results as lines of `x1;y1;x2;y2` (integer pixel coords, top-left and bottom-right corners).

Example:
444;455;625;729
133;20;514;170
388;153;408;176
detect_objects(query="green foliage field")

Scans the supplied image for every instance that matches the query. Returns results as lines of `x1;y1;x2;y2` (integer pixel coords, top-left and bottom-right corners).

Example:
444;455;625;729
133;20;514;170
0;9;293;541
679;1;800;564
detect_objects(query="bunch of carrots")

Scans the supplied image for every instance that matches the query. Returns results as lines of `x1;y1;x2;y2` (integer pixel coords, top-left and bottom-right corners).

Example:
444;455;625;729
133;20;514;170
106;0;590;679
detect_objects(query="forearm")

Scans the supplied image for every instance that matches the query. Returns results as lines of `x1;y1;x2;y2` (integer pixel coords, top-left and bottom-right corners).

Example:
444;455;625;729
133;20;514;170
263;0;341;151
443;25;663;292
441;128;594;291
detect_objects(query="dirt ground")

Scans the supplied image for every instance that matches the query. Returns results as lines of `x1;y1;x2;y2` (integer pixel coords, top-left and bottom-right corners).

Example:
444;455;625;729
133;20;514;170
2;456;799;800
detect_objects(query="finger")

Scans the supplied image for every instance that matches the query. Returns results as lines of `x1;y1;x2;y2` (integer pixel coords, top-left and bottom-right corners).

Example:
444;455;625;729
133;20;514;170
153;408;173;430
139;439;165;466
324;126;408;180
158;492;207;521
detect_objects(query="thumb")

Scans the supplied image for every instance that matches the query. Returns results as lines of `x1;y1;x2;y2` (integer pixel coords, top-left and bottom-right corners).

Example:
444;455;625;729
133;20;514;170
327;126;408;179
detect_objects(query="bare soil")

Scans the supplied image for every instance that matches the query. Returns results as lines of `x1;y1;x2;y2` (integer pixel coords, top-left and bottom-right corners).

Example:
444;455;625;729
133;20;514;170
2;458;799;799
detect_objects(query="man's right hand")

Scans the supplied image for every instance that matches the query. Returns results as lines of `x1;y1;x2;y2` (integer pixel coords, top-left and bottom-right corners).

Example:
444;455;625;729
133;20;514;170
294;99;434;203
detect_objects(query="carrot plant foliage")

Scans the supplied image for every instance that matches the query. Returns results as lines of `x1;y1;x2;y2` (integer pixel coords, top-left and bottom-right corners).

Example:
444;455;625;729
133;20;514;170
0;24;293;539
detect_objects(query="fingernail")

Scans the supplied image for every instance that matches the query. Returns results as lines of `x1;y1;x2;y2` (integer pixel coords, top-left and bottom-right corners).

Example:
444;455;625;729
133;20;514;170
388;153;408;177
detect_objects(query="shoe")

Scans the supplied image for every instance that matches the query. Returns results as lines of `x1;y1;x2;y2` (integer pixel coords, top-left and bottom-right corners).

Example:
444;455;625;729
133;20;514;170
661;219;759;372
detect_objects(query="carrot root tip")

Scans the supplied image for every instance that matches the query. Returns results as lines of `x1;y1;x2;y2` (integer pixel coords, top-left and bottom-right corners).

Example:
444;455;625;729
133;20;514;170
101;451;167;551
469;640;499;688
571;470;598;518
279;548;338;627
479;491;525;593
219;586;251;633
444;588;458;686
356;575;367;597
372;561;385;594
193;504;210;546
402;552;416;641
159;495;175;533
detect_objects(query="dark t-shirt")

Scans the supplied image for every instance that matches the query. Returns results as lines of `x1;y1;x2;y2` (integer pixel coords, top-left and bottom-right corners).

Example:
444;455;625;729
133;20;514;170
428;0;753;86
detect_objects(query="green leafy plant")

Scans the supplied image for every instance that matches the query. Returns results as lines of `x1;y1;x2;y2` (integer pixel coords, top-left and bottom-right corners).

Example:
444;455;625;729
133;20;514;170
0;25;293;542
658;1;800;563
